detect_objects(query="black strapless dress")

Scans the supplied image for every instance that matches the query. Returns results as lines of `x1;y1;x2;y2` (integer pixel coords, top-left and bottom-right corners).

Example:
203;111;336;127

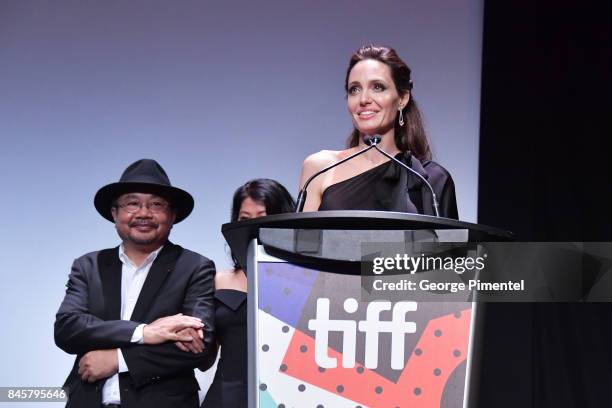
318;152;459;219
202;289;247;408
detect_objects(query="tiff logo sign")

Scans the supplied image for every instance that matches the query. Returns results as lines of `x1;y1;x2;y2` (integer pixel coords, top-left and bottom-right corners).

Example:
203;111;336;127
308;298;417;370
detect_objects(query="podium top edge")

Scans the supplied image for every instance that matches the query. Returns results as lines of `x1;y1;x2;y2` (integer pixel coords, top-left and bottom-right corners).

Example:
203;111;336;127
221;210;513;239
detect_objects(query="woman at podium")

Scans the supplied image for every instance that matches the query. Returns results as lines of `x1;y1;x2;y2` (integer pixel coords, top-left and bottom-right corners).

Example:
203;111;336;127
299;44;458;219
199;179;295;408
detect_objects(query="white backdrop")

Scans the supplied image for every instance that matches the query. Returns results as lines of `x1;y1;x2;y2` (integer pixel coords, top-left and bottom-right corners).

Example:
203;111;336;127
0;0;482;405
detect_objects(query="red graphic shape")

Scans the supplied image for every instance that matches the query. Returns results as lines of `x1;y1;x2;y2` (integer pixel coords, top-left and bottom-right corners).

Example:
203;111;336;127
281;309;472;407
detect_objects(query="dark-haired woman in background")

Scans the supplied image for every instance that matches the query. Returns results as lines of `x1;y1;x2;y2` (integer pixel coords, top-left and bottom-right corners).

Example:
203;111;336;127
299;45;458;218
200;179;295;408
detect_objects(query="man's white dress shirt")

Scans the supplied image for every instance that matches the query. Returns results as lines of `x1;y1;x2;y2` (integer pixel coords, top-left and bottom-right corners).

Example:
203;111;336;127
101;244;163;405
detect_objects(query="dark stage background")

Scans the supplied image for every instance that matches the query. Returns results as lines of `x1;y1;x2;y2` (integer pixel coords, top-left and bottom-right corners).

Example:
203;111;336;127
478;1;611;407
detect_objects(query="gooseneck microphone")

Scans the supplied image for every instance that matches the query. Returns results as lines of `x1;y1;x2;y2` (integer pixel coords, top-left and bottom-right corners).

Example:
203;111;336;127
295;135;440;216
366;136;441;217
363;135;381;145
295;136;380;212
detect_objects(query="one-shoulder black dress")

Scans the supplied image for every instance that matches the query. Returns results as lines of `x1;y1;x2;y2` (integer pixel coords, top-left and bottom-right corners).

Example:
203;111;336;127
202;289;247;408
318;152;459;219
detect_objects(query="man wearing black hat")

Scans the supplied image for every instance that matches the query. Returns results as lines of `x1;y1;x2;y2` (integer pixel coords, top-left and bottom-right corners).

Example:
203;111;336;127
54;159;215;408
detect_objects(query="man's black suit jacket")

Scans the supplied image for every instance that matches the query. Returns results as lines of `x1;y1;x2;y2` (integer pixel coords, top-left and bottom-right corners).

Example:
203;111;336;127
54;242;215;408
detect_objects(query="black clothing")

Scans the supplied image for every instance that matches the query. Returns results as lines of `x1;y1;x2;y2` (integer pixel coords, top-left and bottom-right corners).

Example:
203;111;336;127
55;243;216;408
202;289;247;408
318;152;459;219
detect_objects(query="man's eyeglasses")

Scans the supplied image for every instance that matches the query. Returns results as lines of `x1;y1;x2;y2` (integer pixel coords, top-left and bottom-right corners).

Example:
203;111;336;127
115;200;171;214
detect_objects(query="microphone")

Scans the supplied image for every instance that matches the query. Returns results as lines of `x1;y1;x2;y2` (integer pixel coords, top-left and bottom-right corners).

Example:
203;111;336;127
363;135;381;146
368;141;441;217
296;134;440;216
295;136;378;212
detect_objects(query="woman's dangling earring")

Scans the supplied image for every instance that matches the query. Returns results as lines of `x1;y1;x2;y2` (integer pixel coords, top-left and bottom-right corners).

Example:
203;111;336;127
398;107;405;126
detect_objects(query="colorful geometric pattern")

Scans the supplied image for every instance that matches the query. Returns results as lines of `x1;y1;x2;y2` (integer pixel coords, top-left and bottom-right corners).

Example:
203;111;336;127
281;309;471;407
257;261;473;407
257;262;318;327
258;311;362;407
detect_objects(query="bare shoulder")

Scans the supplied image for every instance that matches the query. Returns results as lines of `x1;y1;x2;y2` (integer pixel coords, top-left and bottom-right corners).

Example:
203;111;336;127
302;150;340;169
299;148;355;210
299;150;338;187
214;269;237;288
214;269;247;291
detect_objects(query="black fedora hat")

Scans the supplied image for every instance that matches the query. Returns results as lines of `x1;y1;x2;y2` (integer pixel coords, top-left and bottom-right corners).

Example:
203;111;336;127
94;159;194;223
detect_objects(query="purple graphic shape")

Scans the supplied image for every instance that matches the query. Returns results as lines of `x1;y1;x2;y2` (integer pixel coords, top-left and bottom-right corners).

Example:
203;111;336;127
257;262;318;327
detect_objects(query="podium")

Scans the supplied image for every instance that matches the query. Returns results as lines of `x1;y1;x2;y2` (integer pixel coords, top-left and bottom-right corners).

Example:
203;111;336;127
223;211;512;408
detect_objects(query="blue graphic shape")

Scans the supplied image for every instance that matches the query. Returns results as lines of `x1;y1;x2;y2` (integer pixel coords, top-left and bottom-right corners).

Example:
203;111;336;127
257;262;318;327
259;388;278;408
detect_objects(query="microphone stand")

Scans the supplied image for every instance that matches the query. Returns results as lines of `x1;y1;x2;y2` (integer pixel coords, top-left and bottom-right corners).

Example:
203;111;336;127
296;135;440;217
295;136;378;213
368;138;441;217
